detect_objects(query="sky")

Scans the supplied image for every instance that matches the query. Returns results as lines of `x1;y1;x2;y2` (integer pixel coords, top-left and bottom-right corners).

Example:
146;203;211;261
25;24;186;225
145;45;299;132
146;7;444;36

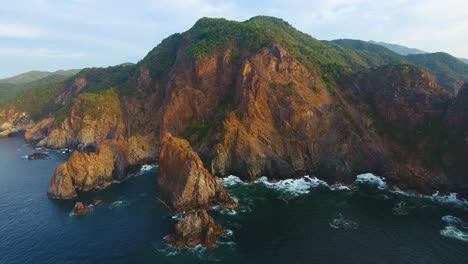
0;0;467;78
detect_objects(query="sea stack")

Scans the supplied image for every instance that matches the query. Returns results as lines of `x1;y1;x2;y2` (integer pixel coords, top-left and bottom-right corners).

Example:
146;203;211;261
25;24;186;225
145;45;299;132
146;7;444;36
158;133;238;213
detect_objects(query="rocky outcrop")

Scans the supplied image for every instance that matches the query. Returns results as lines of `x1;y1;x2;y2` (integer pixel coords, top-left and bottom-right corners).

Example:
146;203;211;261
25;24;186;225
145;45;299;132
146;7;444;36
26;89;125;150
164;210;225;249
158;133;238;213
73;202;91;215
47;163;77;199
27;153;49;160
0;109;34;137
48;135;157;199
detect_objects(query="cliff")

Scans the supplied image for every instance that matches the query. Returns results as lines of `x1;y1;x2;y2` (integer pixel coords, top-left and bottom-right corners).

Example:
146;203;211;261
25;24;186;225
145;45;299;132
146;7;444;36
0;16;466;199
48;135;157;199
158;133;237;213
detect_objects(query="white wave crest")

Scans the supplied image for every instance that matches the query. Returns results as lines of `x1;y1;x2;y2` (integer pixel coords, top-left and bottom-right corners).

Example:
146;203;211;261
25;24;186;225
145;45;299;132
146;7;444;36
254;175;328;195
220;175;247;187
440;215;468;243
108;200;130;209
141;164;157;172
354;173;387;190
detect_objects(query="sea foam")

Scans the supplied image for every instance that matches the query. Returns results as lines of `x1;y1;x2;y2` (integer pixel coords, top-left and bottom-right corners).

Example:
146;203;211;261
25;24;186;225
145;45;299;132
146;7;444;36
354;173;387;190
440;215;468;243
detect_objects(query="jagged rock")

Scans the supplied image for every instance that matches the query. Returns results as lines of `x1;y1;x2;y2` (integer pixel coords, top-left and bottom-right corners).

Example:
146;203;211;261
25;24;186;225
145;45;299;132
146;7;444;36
27;153;49;160
73;202;91;215
164;210;224;249
24;118;54;142
28;90;125;149
158;133;238;213
47;135;158;199
0;110;34;137
47;164;77;199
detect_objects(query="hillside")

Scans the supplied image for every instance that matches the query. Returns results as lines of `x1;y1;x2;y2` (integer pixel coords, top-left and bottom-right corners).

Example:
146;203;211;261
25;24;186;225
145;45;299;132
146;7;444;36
368;40;426;55
1;16;467;198
0;69;80;101
330;39;468;95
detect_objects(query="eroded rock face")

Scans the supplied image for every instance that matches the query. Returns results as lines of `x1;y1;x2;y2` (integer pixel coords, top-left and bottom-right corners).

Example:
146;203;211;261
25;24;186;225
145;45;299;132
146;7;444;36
0;109;34;137
26;89;125;150
47;135;158;199
47;163;77;199
164;210;224;249
158;133;238;213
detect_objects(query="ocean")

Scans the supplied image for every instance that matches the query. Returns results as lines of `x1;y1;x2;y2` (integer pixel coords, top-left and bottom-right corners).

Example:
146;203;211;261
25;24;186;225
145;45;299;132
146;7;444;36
0;136;467;264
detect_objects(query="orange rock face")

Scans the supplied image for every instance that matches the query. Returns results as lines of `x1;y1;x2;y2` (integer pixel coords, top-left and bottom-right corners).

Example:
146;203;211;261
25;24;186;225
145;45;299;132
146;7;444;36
164;210;224;249
158;133;238;213
47;135;158;199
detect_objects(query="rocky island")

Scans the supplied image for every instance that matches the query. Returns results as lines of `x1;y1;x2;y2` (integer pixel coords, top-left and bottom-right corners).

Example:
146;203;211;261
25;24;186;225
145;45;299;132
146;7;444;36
1;16;467;249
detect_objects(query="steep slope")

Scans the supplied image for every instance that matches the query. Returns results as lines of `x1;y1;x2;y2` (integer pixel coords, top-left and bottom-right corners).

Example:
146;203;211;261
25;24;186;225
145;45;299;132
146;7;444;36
330;40;468;95
407;52;468;95
2;16;467;198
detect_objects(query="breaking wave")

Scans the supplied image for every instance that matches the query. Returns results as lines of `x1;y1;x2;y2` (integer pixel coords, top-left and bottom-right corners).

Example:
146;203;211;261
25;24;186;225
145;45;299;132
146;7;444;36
440;215;468;243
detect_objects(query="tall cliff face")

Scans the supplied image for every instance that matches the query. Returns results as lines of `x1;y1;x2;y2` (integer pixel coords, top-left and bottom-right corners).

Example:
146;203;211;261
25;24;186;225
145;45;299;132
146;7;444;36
444;84;468;195
158;133;237;213
3;16;468;198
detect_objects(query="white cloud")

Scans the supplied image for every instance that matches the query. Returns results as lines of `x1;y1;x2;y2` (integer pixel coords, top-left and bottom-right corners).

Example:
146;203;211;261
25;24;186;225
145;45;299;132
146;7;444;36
0;24;47;38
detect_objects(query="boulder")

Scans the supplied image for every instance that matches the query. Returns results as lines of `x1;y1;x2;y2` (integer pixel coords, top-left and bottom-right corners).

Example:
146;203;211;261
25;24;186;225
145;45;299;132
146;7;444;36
164;210;225;249
73;202;91;215
158;133;238;213
27;153;49;160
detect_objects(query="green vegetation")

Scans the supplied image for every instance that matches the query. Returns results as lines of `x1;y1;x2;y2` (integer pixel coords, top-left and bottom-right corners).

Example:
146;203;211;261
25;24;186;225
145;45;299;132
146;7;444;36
140;33;183;81
183;18;272;60
0;70;79;102
179;122;213;142
269;81;297;96
406;52;468;81
2;81;65;120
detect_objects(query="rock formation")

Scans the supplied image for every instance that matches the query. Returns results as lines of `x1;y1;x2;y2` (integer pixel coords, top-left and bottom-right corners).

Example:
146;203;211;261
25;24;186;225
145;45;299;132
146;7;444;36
48;135;157;199
158;133;238;213
73;202;91;215
0;109;34;137
27;153;49;160
164;210;225;249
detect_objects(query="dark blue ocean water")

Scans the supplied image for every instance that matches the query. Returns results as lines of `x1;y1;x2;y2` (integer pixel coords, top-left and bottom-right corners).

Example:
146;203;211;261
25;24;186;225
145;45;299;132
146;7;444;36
0;136;467;264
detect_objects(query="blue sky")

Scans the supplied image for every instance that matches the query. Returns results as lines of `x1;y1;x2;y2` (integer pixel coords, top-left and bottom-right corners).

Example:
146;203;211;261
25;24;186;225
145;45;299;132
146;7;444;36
1;0;467;78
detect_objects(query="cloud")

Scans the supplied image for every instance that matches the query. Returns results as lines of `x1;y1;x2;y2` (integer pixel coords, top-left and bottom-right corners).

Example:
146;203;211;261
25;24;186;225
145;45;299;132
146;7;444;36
0;47;85;59
0;24;47;38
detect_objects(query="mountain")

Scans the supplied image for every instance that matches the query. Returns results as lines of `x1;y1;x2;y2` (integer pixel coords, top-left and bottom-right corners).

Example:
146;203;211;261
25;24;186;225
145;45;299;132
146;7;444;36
460;58;468;64
1;16;467;207
330;39;468;95
0;69;80;102
369;40;426;55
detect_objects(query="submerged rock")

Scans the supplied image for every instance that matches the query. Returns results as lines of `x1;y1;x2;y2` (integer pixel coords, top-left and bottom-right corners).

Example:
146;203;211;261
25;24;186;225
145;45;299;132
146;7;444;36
158;133;238;213
92;200;102;206
73;202;91;215
27;153;49;160
164;210;225;249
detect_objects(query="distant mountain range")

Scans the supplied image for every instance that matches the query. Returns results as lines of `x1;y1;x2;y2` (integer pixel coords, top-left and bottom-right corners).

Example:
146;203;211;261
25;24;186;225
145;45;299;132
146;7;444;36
0;69;80;101
330;39;468;95
370;40;468;65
